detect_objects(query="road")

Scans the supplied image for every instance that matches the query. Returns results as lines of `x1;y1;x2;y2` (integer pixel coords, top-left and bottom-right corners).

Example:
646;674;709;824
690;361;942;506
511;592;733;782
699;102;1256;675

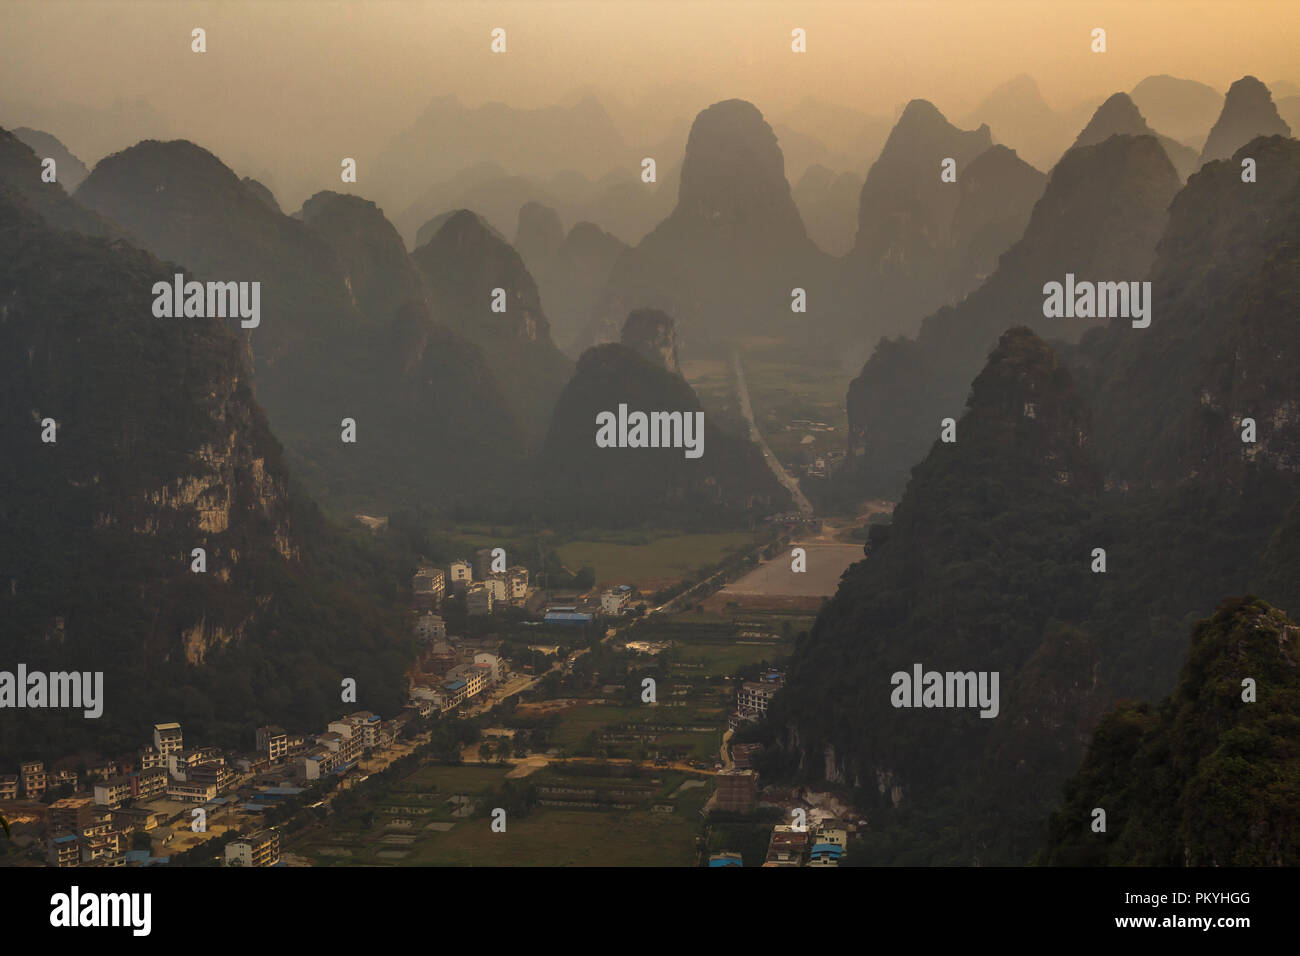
731;350;814;515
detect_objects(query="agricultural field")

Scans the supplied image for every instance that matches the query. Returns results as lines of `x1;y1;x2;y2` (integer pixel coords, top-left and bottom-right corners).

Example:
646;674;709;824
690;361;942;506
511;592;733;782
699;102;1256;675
296;760;708;867
736;337;851;469
544;697;726;762
621;616;799;679
555;531;760;588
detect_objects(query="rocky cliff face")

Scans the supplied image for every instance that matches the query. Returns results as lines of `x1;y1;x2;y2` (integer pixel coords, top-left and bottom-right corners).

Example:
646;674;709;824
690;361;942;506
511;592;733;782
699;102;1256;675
0;170;412;761
1039;598;1300;865
73;139;528;512
620;308;680;373
412;208;572;442
772;327;1105;864
834;100;1001;349
1199;76;1292;165
534;342;789;523
1070;92;1199;179
1075;135;1300;488
0;127;117;238
948;144;1046;291
515;200;566;267
514;204;630;355
300;189;432;324
12;127;89;192
75;138;361;369
768;134;1300;862
592;99;835;349
846;133;1179;499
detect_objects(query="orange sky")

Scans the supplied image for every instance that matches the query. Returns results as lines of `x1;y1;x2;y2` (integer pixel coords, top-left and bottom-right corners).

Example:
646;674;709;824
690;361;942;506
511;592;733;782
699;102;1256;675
2;1;1296;200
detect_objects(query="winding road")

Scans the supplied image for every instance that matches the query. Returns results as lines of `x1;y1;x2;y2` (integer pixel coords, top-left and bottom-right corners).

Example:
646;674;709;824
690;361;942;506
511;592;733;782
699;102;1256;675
731;351;814;516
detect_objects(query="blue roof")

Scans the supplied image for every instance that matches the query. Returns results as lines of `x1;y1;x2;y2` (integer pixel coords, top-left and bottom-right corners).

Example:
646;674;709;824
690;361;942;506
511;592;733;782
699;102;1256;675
54;834;77;844
545;612;593;623
445;679;467;691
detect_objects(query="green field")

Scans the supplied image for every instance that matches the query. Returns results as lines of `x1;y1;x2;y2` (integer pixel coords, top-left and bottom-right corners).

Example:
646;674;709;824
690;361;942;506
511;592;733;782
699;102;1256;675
298;761;708;866
671;640;788;677
546;700;725;761
556;531;759;586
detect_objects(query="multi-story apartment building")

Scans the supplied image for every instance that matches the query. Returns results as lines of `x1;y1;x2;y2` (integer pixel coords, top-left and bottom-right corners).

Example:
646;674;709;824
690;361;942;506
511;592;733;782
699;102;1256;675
153;722;183;759
166;779;218;803
412;565;446;608
448;559;472;593
92;776;132;808
20;760;47;799
466;581;494;616
186;762;235;793
130;766;169;801
256;725;290;763
225;828;280;867
737;675;784;718
46;834;80;867
414;612;447;641
505;566;530;605
601;585;633;616
48;796;108;834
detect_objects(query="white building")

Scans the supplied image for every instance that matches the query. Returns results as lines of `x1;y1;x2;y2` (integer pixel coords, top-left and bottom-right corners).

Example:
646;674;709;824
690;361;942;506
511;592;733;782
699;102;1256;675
92;777;131;808
738;677;784;717
448;559;472;593
474;652;504;683
601;585;633;616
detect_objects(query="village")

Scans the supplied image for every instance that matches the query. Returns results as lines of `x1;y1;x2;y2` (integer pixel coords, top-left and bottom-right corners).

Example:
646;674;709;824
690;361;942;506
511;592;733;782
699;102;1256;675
2;526;864;868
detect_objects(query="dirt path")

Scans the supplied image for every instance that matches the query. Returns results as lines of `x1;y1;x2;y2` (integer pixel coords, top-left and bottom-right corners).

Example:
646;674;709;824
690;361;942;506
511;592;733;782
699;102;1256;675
732;350;814;515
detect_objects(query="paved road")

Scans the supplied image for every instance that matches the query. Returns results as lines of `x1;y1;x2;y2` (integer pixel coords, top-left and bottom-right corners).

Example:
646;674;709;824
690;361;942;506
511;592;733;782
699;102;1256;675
732;351;814;515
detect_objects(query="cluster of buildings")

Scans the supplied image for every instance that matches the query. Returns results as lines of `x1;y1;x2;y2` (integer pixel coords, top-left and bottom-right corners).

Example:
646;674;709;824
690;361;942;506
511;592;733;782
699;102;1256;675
409;639;508;715
540;585;636;626
707;820;849;868
763;820;849;867
11;702;420;867
258;710;406;782
413;551;532;618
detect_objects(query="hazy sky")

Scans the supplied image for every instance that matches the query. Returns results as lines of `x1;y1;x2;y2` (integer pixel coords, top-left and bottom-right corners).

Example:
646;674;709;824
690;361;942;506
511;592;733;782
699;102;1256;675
2;0;1297;205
